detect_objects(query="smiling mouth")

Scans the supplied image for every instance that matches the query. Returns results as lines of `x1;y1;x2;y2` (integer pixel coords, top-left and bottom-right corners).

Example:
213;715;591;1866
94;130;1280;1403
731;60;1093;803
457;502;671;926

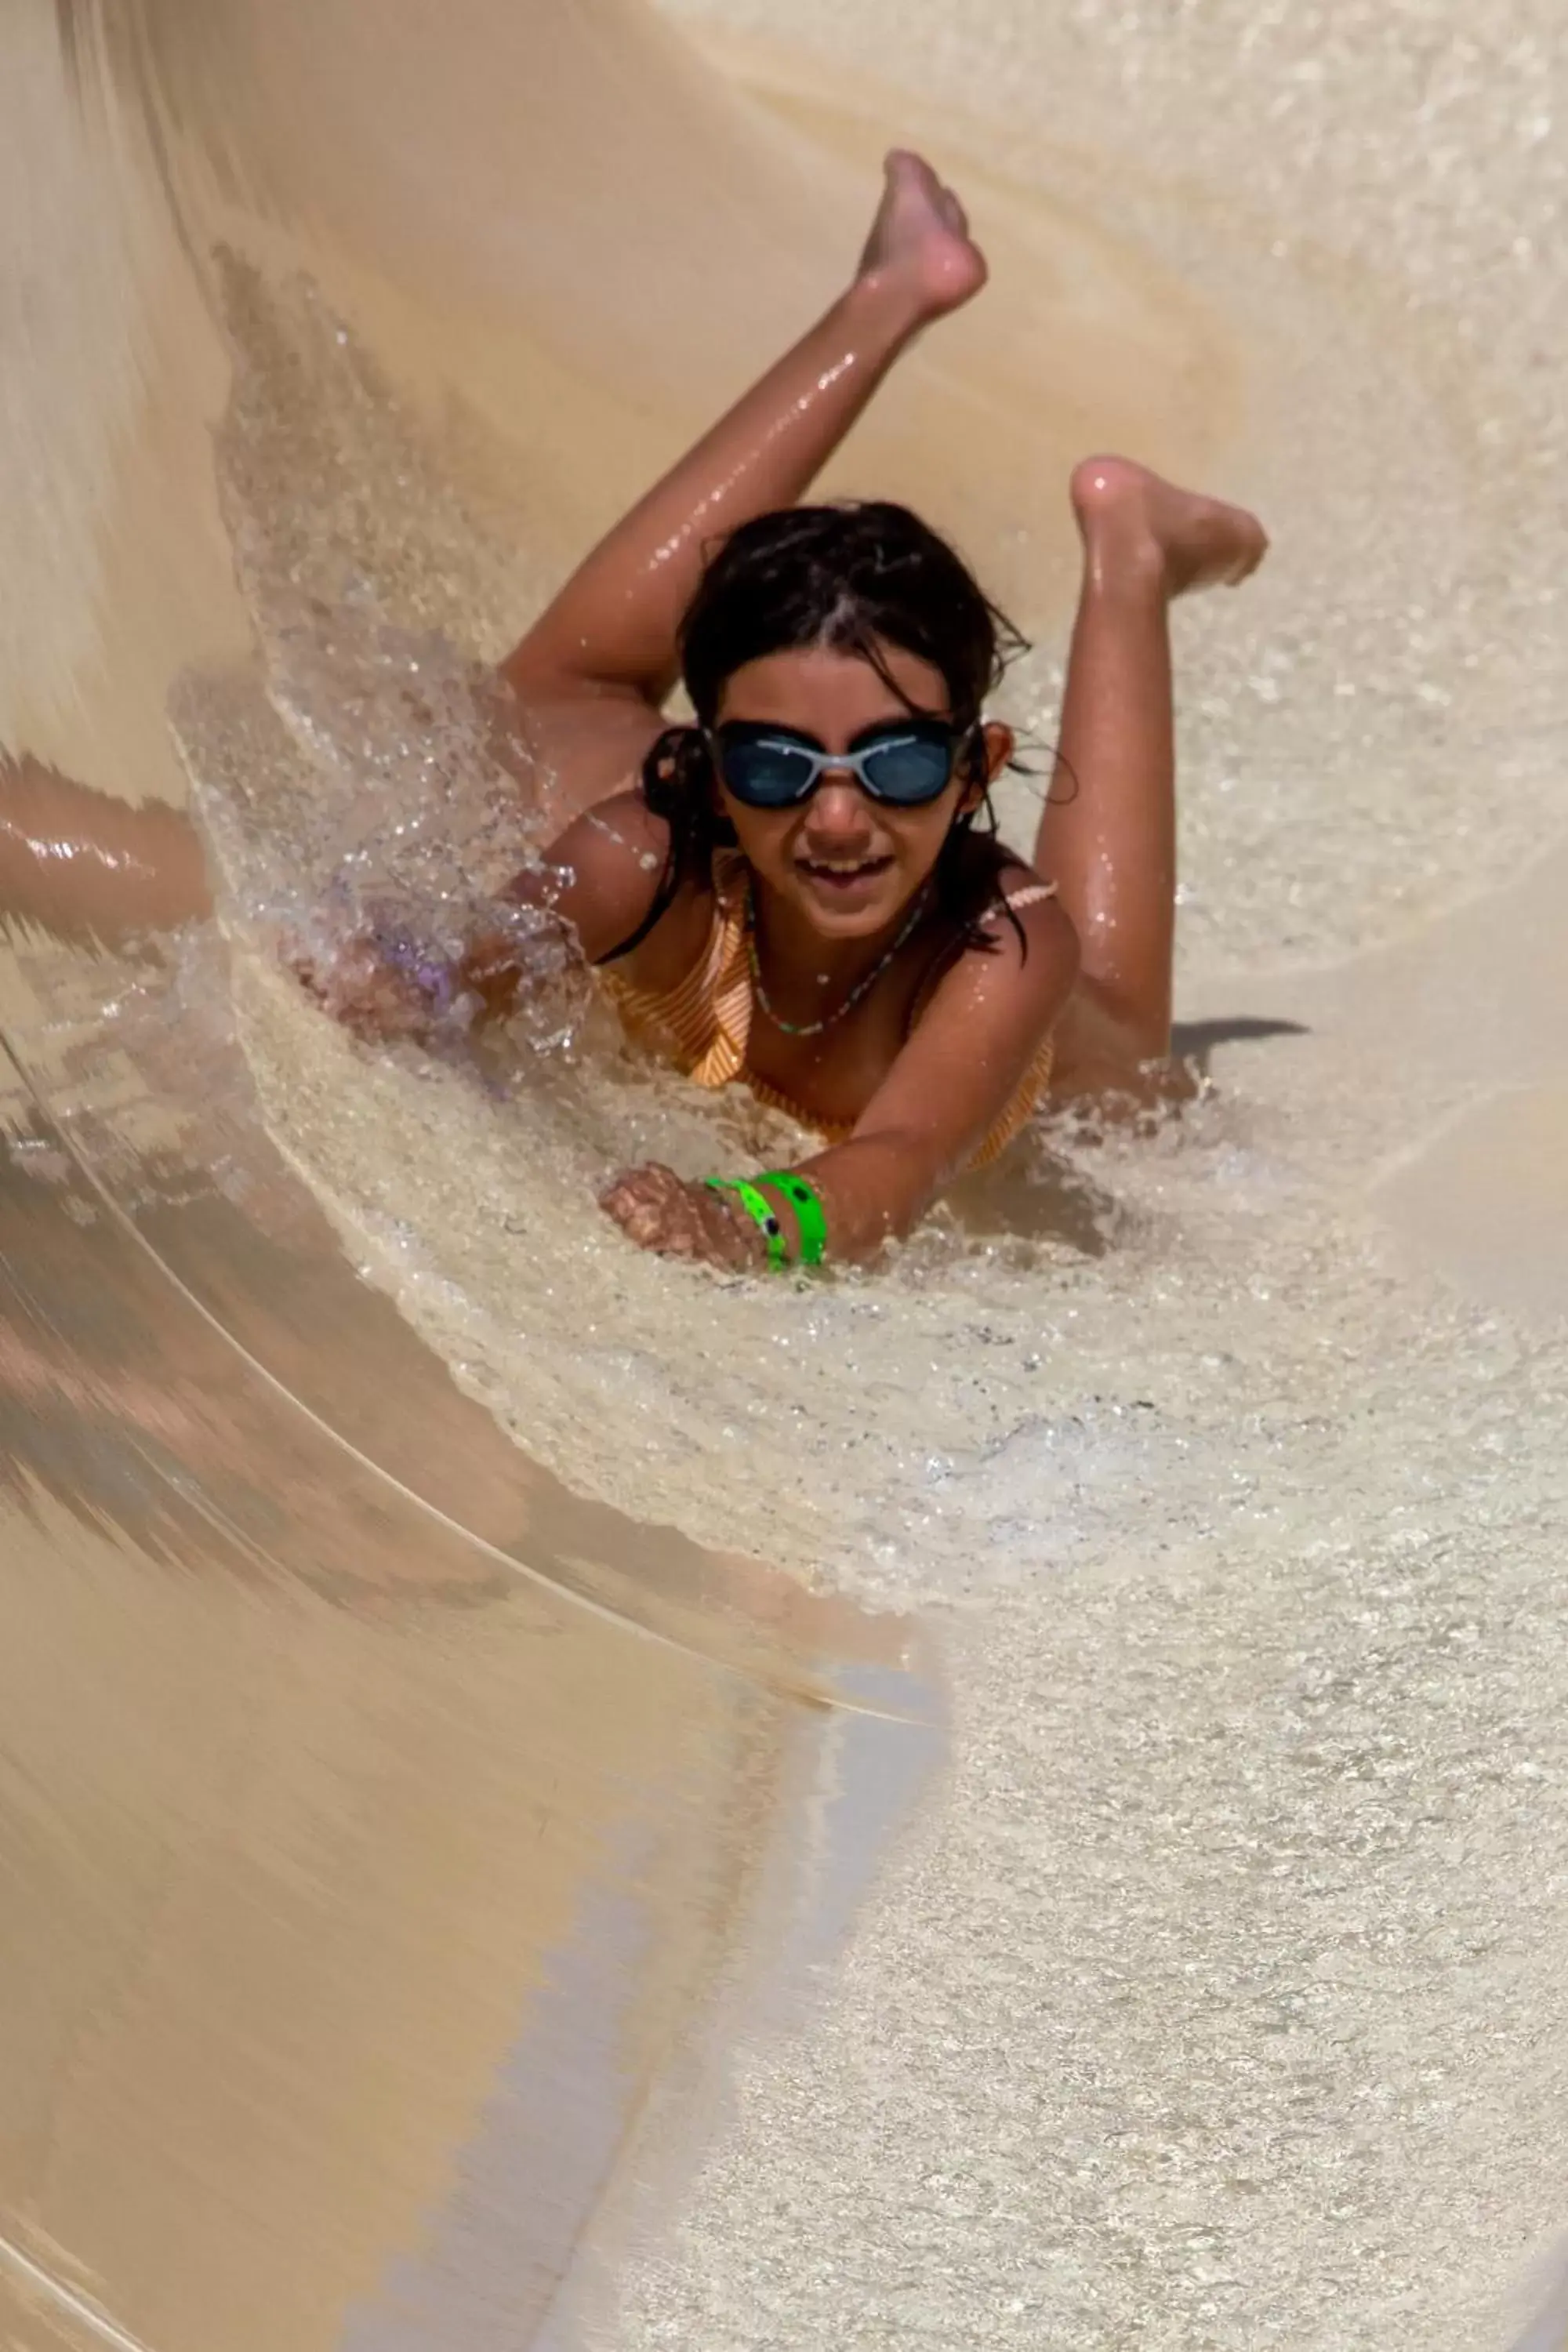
796;855;895;890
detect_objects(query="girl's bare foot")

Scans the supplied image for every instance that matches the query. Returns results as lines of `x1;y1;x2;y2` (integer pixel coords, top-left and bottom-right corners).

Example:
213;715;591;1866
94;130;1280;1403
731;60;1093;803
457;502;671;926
1069;455;1269;597
856;149;989;324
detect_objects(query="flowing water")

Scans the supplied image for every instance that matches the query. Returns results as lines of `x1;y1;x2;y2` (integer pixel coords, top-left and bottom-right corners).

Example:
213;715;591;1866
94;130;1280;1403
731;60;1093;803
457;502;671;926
2;0;1567;2345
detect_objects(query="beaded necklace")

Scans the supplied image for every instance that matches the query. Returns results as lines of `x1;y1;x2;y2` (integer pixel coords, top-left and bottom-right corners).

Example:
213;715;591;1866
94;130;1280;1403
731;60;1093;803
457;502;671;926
745;880;932;1039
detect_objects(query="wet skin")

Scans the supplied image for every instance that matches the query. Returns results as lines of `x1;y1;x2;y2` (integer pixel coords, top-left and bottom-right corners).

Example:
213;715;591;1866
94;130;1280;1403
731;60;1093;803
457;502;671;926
581;638;1078;1270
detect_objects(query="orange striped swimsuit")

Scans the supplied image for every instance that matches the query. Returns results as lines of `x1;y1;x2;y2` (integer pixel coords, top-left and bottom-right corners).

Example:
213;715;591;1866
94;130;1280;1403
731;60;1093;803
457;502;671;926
598;850;1058;1170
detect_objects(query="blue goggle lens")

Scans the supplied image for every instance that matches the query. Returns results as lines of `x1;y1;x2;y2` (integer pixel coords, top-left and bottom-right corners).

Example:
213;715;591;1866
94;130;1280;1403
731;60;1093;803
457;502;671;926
721;738;818;806
859;731;957;804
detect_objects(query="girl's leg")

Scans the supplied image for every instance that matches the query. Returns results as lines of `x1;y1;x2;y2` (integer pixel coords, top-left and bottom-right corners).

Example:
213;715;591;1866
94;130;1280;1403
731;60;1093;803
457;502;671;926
1;753;209;943
503;152;985;735
1037;456;1267;1089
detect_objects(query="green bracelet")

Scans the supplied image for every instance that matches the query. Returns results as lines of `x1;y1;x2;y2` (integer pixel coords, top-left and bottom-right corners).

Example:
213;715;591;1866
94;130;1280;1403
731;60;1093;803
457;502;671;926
759;1172;828;1267
704;1177;787;1271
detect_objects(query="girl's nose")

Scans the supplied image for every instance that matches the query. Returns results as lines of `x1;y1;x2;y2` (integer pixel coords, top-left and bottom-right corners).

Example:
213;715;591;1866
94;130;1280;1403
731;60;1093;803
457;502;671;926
804;775;874;840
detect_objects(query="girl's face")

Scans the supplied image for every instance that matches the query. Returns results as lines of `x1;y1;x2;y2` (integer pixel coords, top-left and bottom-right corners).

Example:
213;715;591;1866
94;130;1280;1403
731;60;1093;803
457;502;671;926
711;641;1008;941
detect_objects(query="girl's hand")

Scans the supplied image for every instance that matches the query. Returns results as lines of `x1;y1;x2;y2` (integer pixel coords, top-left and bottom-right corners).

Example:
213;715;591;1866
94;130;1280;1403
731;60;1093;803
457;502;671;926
289;919;524;1045
600;1163;764;1269
289;933;439;1044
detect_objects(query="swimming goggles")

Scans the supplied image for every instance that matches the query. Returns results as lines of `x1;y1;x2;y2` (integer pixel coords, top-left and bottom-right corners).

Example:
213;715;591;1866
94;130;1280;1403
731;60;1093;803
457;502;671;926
709;718;968;810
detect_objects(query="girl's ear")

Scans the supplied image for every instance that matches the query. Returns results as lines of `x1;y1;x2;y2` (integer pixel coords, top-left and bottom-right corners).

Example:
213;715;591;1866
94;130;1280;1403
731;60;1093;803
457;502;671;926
959;721;1013;813
980;720;1015;783
644;724;723;829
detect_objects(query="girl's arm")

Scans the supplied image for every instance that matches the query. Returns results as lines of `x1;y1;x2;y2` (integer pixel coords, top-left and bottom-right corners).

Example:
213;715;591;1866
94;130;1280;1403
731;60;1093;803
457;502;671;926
797;892;1080;1254
603;889;1081;1269
507;790;677;964
296;788;682;1038
452;789;691;1018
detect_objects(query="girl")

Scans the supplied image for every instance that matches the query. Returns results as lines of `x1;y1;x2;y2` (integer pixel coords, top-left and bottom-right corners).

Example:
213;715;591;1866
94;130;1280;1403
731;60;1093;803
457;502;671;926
2;155;1267;1276
485;150;1267;1272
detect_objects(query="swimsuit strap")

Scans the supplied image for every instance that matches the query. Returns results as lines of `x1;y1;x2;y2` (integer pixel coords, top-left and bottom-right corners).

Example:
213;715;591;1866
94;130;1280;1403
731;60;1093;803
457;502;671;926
905;874;1060;1033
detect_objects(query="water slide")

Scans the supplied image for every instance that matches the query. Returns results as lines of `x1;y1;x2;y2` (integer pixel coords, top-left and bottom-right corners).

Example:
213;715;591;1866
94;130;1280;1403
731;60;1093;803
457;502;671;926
4;1;1567;2345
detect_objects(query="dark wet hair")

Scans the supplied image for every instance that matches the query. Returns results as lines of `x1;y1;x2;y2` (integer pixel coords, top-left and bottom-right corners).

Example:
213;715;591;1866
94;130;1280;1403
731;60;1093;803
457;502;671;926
605;502;1031;963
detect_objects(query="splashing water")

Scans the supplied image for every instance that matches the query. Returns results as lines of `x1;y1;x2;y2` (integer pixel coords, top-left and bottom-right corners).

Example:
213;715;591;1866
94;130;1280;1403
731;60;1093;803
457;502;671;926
175;264;598;1071
183;599;593;1064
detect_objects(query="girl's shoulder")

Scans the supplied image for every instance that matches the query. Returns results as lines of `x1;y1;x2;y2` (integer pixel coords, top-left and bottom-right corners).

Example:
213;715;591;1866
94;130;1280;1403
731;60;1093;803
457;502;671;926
580;792;721;989
528;785;706;977
945;833;1060;942
905;837;1071;1028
